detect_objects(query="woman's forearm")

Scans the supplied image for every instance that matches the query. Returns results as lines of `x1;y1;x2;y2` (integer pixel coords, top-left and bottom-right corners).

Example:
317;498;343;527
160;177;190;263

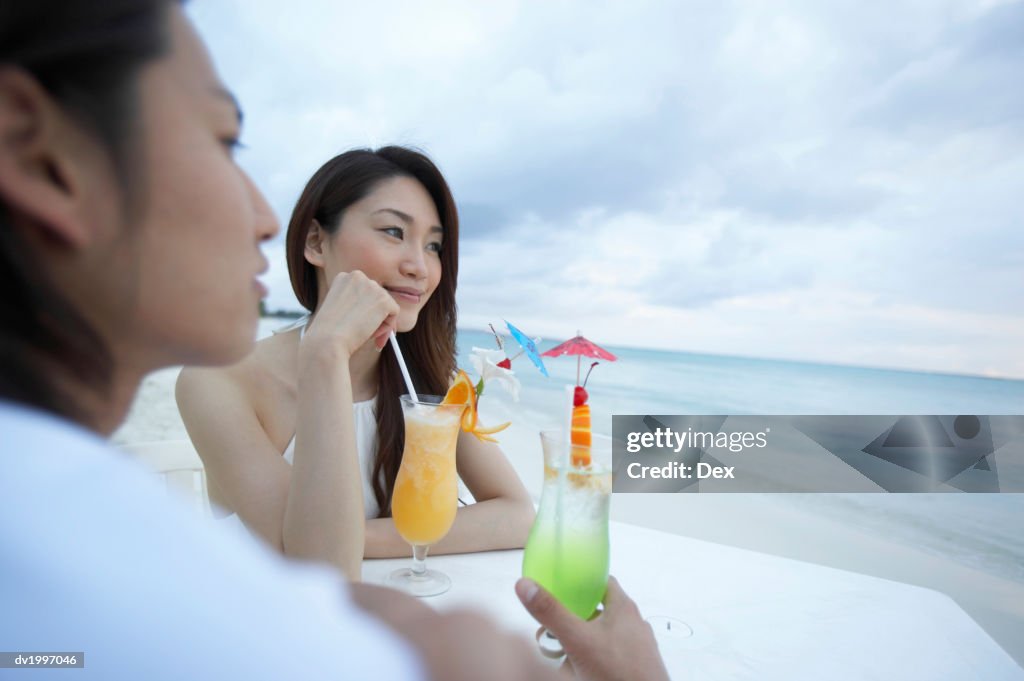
364;497;535;558
282;347;365;579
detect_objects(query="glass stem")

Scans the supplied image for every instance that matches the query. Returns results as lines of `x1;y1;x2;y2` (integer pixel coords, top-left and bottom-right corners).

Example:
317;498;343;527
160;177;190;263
411;544;430;575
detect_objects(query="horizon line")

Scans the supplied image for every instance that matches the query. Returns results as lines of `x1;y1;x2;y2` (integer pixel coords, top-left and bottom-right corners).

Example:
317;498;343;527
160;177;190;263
258;311;1023;383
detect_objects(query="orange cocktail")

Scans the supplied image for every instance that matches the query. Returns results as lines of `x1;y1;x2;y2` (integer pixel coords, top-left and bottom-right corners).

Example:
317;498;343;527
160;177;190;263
392;400;461;545
388;394;464;597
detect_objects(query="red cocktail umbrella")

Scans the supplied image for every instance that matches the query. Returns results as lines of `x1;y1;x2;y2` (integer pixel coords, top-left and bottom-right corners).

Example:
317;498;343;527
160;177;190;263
542;332;618;385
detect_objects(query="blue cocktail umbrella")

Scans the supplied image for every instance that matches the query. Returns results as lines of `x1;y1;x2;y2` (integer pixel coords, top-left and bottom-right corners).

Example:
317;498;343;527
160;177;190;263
504;320;549;377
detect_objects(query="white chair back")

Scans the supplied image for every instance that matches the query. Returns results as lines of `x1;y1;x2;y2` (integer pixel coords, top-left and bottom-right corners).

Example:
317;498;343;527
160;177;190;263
122;439;211;517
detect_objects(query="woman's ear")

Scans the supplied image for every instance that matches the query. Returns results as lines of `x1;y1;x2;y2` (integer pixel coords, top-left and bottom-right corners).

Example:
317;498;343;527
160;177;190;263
304;218;328;267
0;67;100;250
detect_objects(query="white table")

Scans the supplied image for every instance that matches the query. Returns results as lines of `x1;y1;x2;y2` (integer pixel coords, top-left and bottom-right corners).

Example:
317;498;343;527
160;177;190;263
363;521;1023;681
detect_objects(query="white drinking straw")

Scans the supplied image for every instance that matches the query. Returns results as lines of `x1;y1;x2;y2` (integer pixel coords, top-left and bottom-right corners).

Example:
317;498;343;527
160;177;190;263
562;383;574;471
389;332;419;403
556;383;574;494
553;383;574;561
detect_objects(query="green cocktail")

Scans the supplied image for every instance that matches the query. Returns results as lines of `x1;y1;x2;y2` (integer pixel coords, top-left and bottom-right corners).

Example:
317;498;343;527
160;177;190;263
522;431;612;619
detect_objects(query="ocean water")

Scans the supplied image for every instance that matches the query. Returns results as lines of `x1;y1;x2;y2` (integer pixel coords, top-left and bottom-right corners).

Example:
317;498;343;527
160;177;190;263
456;328;1024;585
456;327;1024;430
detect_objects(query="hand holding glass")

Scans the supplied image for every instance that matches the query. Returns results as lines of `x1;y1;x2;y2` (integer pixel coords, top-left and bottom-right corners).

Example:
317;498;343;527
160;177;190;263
522;430;612;655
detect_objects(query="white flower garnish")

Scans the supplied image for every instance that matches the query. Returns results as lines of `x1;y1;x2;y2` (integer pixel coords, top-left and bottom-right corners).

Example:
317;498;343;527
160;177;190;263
469;347;520;401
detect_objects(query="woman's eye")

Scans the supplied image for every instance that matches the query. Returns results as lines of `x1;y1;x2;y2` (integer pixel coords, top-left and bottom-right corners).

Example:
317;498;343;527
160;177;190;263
221;137;245;154
382;226;404;239
427;242;443;254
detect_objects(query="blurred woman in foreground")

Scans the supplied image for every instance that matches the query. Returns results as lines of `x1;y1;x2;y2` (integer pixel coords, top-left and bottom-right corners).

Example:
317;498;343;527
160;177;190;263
0;2;667;680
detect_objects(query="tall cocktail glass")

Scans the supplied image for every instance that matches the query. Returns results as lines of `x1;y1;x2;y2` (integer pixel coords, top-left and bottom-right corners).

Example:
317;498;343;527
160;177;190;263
522;430;612;655
388;394;463;597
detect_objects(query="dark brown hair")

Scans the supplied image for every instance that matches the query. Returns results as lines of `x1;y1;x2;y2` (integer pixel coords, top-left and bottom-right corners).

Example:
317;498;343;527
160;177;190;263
0;1;174;422
285;147;459;515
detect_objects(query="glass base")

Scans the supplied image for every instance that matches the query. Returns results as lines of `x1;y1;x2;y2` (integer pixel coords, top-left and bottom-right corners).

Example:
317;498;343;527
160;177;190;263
535;628;566;659
387;567;451;597
646;615;693;639
646;613;716;654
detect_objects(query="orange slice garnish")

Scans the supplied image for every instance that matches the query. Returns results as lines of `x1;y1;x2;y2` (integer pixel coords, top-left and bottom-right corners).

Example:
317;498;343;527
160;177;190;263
442;370;477;431
570;404;592;465
442;369;475;406
471;420;511;443
442;369;512;443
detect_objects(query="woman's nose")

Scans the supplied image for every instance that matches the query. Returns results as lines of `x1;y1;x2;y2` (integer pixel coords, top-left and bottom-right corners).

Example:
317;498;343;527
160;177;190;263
244;171;279;242
399;245;427;278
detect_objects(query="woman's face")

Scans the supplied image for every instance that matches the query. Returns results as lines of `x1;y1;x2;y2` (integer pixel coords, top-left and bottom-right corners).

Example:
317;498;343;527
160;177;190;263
112;7;278;367
315;175;444;333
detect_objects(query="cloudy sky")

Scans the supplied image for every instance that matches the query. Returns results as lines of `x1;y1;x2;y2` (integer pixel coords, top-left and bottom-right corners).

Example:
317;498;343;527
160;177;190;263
189;0;1023;379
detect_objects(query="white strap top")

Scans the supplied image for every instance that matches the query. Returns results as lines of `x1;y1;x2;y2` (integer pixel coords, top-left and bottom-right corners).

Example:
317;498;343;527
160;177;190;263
282;398;382;519
219;398;382;538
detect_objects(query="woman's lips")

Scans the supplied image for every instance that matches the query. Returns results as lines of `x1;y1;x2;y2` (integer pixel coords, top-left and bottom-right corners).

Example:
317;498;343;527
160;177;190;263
254;278;268;298
386;287;422;303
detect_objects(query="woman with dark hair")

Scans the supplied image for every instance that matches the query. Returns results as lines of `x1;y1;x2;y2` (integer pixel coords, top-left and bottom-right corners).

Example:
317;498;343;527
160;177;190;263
176;146;536;579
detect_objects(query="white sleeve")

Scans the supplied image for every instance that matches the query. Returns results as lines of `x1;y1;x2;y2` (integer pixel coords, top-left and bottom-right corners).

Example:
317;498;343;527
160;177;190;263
0;408;428;681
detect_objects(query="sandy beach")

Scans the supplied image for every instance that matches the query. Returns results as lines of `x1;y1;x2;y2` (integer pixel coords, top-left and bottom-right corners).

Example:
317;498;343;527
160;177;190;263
112;327;1024;668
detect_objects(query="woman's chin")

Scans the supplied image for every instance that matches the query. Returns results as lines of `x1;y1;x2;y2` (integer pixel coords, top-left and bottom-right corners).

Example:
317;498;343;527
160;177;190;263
222;334;258;364
189;316;259;366
396;312;420;334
